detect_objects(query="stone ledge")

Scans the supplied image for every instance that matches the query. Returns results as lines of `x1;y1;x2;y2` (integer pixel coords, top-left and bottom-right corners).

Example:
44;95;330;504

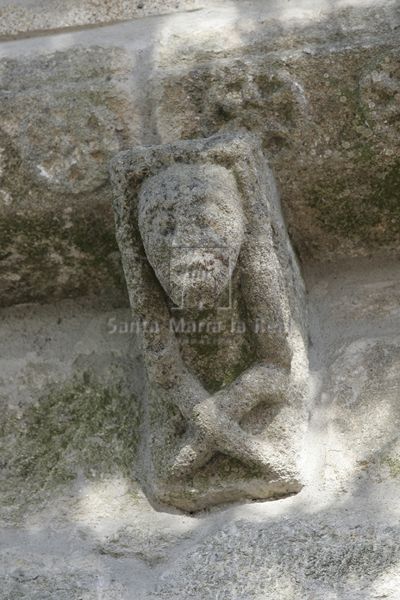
0;0;205;40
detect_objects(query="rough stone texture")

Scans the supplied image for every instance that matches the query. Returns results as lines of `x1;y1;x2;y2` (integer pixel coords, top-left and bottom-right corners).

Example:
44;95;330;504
0;1;399;305
0;297;137;525
0;0;204;39
149;514;400;600
306;258;400;494
2;257;400;598
1;1;400;596
110;132;309;511
153;6;400;261
0;45;139;306
137;163;245;309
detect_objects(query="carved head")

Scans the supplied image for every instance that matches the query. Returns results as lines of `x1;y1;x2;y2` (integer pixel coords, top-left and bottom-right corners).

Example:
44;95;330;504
138;163;244;308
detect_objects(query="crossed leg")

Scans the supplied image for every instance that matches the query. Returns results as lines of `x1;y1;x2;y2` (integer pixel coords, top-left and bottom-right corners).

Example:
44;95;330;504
167;364;294;479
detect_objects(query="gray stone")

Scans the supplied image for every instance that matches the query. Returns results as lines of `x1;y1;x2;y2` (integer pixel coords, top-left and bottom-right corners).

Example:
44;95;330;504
147;513;400;600
2;258;400;597
1;1;400;596
306;257;400;494
110;131;310;511
0;0;205;39
154;37;400;262
0;1;399;305
0;46;138;306
138;163;245;309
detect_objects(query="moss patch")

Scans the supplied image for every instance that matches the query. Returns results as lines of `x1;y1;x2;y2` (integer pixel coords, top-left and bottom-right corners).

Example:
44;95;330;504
0;374;138;522
383;456;400;479
0;202;127;307
307;159;400;242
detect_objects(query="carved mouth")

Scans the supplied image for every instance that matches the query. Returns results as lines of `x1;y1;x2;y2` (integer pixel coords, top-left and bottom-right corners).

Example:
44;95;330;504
168;253;232;307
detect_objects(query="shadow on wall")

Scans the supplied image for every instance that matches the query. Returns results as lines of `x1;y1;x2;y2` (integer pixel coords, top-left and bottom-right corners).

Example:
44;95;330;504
2;329;400;598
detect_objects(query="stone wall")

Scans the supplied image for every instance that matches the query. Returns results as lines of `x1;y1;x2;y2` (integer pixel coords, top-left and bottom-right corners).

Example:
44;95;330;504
0;0;205;39
0;0;399;308
2;4;400;598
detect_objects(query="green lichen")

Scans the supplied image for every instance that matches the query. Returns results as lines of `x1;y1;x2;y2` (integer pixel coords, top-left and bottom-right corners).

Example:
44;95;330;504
306;158;400;241
0;204;126;306
383;456;400;478
296;50;400;248
372;161;400;213
0;374;138;521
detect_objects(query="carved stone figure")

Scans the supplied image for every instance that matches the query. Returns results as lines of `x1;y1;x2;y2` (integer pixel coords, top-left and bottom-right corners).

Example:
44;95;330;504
110;132;309;511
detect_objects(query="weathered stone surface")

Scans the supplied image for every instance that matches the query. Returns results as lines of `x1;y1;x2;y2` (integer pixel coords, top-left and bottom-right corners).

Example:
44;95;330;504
0;0;204;39
0;45;139;306
148;514;400;600
0;298;137;525
306;257;400;493
2;256;400;597
110;131;310;511
138;163;245;309
0;1;399;305
0;0;399;597
154;17;400;261
1;1;400;598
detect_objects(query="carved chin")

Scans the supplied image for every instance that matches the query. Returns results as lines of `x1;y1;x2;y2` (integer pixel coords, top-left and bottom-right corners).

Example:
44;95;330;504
154;251;237;309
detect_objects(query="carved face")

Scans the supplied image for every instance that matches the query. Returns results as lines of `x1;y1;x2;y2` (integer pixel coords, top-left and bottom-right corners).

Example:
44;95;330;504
138;163;245;309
